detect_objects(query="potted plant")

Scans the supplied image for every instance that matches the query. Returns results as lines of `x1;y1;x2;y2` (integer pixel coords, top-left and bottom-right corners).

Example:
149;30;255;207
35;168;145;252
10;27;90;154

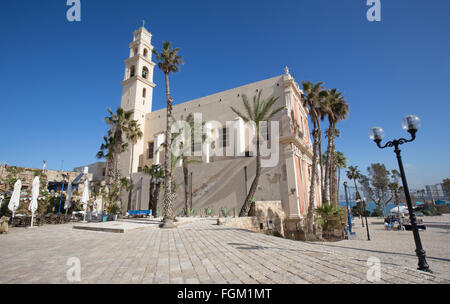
107;203;120;221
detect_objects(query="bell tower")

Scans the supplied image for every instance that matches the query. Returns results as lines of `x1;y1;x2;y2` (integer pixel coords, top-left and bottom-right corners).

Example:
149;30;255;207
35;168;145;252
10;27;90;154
120;23;156;175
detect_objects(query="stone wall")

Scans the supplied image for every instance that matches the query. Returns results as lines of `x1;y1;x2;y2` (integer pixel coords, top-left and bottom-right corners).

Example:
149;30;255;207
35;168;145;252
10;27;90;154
221;201;286;236
0;165;93;194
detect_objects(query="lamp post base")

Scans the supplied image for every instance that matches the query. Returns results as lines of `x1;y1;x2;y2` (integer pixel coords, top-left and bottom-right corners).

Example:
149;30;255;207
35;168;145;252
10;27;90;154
416;249;433;273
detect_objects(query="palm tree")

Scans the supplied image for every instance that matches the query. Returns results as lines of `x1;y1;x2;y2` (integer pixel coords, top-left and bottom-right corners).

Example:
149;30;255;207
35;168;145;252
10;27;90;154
104;107;134;183
346;165;364;226
174;114;206;217
143;165;164;218
321;89;349;207
231;91;284;217
126;120;143;211
96;135;115;186
335;151;347;203
301;81;328;230
152;42;184;228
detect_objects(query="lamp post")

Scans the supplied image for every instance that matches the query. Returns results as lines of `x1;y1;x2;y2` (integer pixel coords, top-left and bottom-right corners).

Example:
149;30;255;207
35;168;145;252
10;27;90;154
356;195;370;241
343;182;353;236
369;115;431;273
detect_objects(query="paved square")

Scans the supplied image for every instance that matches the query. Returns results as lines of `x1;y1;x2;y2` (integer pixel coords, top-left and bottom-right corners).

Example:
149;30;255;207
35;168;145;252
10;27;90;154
0;218;448;284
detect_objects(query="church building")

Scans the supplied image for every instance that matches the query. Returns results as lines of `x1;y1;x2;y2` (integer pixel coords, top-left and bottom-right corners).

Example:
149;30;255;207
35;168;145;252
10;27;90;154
117;25;322;228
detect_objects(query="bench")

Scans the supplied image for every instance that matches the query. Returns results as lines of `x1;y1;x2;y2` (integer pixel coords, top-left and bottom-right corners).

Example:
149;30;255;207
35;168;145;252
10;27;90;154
128;210;152;217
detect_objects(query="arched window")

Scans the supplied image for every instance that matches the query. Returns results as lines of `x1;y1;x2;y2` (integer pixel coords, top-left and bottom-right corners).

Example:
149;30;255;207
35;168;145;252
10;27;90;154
142;67;149;79
130;66;136;78
143;48;148;57
143;88;146;98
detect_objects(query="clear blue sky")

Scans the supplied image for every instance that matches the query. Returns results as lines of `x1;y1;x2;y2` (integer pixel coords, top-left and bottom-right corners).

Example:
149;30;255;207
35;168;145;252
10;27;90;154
1;0;449;189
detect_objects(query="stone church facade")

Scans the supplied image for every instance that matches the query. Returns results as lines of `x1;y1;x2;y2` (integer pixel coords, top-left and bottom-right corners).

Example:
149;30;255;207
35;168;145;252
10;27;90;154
117;26;322;225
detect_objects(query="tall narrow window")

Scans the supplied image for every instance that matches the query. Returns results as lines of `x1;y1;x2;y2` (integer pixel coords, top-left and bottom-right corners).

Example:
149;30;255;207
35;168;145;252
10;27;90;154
219;127;229;148
260;121;269;141
143;48;148;57
191;136;201;153
130;66;135;78
143;88;146;98
148;142;154;159
142;67;149;79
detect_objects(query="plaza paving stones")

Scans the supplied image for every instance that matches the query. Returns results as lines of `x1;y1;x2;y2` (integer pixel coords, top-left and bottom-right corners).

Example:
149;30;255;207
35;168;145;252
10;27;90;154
0;218;449;284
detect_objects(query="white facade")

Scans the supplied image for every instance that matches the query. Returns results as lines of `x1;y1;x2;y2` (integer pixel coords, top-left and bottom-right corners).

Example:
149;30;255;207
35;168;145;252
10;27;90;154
117;26;321;222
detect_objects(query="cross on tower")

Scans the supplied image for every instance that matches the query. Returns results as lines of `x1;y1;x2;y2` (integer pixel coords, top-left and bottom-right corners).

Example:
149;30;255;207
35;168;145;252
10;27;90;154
142;20;146;27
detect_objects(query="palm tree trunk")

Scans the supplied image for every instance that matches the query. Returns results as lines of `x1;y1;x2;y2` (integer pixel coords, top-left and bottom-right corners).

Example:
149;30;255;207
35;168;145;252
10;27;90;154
127;144;134;211
307;116;321;239
183;164;189;217
337;168;341;204
328;127;337;206
153;182;161;218
162;72;174;223
319;142;324;200
323;128;332;205
239;132;261;217
307;127;320;234
149;180;154;211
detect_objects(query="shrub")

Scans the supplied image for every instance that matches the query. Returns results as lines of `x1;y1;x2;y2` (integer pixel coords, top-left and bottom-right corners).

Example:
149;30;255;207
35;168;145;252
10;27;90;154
436;205;450;214
421;205;441;216
371;206;384;217
107;203;120;214
352;205;370;217
273;231;284;238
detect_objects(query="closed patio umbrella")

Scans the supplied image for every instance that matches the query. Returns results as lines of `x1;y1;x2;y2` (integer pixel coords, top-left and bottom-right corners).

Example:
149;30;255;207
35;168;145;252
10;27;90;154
8;179;22;220
64;182;73;214
29;176;39;228
81;178;90;222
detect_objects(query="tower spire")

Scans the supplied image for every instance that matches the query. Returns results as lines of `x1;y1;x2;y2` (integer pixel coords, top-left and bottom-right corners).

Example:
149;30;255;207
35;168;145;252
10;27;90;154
142;20;146;28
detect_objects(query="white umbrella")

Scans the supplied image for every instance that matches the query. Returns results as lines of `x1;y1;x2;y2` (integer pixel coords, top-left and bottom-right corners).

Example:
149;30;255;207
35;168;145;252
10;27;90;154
28;176;39;228
64;182;73;214
81;178;90;222
390;205;408;214
8;179;22;219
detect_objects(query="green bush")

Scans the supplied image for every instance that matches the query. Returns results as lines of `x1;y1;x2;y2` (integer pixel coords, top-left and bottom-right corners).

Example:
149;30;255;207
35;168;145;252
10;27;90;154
107;203;120;214
0;199;11;217
421;205;441;216
371;206;384;217
436;205;450;214
352;205;370;217
273;231;284;238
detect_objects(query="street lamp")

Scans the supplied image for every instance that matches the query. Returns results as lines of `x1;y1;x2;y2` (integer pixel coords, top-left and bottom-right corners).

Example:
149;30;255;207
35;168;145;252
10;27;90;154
356;196;370;241
343;182;355;237
369;115;432;273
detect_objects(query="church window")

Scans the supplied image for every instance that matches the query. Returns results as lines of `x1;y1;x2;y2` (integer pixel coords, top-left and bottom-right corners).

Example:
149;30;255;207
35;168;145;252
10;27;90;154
130;66;135;78
191;137;201;153
134;47;138;56
148;142;154;159
219;127;229;148
143;48;148;57
142;67;149;79
260;121;269;141
143;88;146;98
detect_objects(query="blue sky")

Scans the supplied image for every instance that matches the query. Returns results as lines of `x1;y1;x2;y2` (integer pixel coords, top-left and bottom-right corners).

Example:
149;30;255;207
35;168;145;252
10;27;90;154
0;0;449;189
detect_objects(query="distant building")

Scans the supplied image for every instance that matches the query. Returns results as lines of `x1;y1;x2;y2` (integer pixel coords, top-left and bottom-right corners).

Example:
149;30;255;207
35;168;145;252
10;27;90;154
425;183;447;201
74;162;106;182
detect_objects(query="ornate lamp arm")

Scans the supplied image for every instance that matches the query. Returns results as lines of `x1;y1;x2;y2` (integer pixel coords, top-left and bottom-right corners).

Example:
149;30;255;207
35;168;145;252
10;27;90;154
375;130;417;150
